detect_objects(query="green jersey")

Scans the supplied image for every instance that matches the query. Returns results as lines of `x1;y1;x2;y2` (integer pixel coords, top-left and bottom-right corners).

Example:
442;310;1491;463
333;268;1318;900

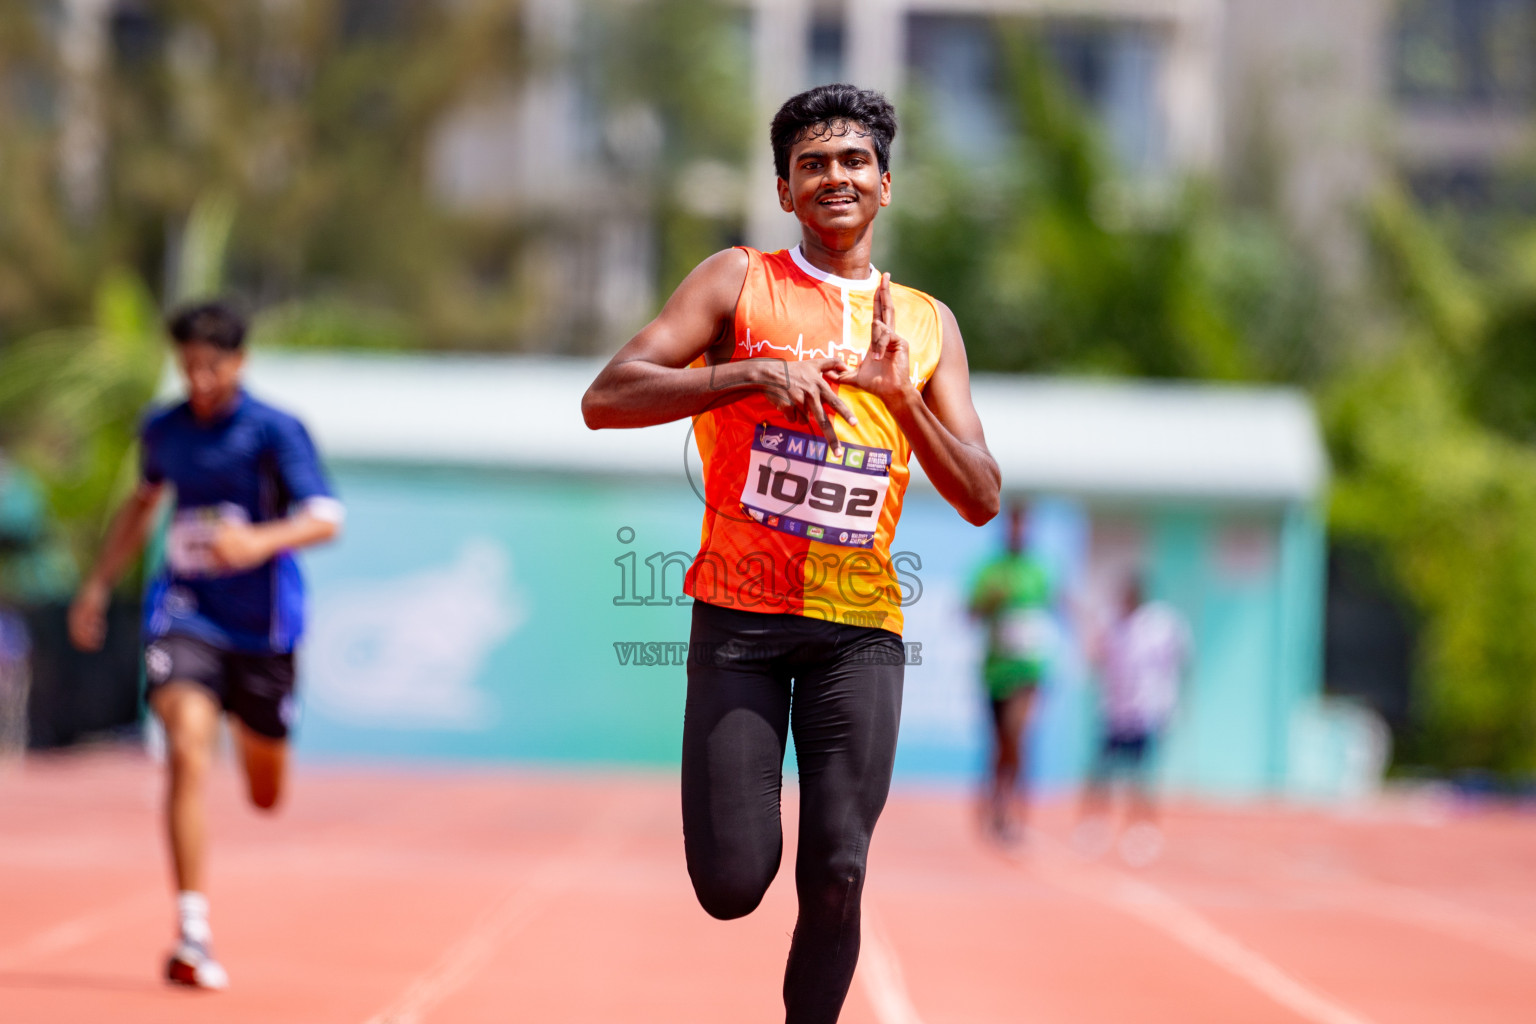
969;552;1053;698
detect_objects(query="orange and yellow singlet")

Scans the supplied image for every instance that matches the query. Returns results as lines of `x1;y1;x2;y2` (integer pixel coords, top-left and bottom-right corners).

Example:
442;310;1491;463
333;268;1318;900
683;245;944;634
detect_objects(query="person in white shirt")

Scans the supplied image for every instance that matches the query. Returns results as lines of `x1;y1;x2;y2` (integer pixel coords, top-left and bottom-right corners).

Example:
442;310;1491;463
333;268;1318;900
1076;574;1191;866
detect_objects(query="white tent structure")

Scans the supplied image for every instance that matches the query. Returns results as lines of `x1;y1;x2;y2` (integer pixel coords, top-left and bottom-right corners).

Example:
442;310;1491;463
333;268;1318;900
242;353;1327;505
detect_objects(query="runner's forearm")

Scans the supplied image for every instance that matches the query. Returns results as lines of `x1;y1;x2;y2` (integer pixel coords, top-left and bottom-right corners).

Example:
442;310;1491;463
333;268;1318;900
83;487;164;591
583;358;784;428
248;512;339;561
886;386;1000;526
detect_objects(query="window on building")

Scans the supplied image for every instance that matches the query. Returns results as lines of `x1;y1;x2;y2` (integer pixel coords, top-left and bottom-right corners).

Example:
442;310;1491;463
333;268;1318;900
808;9;846;87
340;0;415;42
1404;162;1536;213
1045;20;1164;173
906;15;1012;164
109;1;161;68
905;14;1166;175
1395;0;1536;109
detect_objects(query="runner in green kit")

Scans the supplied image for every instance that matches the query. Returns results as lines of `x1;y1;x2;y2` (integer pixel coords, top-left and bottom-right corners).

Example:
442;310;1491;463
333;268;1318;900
968;502;1053;845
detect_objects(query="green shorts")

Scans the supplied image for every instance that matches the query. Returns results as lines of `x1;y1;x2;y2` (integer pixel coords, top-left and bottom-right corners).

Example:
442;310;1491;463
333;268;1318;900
983;656;1044;701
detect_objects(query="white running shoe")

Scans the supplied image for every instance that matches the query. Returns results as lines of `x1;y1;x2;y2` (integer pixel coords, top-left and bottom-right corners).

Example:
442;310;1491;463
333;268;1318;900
1118;822;1164;868
167;938;229;990
1072;817;1114;860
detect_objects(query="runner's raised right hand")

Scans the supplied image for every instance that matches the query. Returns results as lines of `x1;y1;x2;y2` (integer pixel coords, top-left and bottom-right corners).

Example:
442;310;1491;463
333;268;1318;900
759;357;858;453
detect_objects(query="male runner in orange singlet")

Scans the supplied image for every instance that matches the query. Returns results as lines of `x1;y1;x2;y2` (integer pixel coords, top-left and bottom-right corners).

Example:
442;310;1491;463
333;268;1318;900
583;83;999;1023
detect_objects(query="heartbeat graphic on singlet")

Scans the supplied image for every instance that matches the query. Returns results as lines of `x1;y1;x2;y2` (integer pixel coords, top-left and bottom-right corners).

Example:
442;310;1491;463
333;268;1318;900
741;329;861;364
739;328;935;386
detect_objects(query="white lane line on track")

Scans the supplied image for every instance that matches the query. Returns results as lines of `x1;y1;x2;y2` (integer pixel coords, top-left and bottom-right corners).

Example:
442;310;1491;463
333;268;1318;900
361;801;632;1024
857;900;927;1024
363;872;563;1024
1096;873;1377;1024
1344;883;1536;968
1024;841;1378;1024
0;890;163;971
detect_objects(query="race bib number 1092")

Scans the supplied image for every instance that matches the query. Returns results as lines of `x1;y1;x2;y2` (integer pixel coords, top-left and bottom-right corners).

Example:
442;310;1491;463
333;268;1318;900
739;424;891;548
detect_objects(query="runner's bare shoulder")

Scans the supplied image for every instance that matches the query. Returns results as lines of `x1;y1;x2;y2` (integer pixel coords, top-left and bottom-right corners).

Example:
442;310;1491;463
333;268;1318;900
670;247;750;319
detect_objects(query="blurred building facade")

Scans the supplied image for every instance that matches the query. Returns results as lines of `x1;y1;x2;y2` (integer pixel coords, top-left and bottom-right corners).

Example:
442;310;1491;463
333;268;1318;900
51;0;1533;351
738;0;1533;273
422;0;1534;334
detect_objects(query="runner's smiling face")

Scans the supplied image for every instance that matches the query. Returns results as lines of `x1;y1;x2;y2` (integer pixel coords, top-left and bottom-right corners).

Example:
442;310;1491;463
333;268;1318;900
176;339;245;421
777;120;890;237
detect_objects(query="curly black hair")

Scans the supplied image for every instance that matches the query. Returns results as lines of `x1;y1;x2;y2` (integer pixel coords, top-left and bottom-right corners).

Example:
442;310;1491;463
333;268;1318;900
167;300;247;351
770;83;898;181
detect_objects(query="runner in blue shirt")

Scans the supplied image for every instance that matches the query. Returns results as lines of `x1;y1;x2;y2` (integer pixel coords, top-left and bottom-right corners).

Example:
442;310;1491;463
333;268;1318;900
69;301;342;990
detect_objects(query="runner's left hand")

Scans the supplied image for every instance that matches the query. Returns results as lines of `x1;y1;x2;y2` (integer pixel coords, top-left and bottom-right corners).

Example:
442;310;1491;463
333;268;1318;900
834;273;914;403
68;580;109;652
209;522;272;573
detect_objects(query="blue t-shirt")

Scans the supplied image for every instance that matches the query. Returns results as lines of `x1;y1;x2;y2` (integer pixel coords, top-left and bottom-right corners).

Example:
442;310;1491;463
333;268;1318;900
141;391;337;654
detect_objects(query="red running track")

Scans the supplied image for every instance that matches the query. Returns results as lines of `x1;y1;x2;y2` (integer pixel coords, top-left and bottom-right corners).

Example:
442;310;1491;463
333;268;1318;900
1;748;1534;1023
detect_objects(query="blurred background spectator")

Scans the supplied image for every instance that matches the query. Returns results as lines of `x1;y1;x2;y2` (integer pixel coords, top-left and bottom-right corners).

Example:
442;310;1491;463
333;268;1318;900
967;501;1056;844
1075;572;1192;865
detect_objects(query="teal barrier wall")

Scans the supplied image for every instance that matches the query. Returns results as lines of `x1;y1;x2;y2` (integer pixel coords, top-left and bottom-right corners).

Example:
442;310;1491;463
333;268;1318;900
298;465;696;765
297;463;1326;796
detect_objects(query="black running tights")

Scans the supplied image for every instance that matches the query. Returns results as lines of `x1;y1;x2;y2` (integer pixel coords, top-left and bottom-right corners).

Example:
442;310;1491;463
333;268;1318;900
681;600;904;1024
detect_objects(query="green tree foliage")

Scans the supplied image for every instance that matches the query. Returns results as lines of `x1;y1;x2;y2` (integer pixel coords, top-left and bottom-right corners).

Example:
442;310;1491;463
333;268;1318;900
889;28;1536;775
595;0;751;291
1326;190;1536;774
0;189;235;589
0;4;99;340
888;36;1328;384
0;270;165;579
0;0;749;355
0;0;536;353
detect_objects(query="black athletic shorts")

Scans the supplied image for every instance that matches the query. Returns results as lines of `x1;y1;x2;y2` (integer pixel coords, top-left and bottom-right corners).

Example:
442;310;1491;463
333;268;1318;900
1098;729;1153;774
144;633;298;740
